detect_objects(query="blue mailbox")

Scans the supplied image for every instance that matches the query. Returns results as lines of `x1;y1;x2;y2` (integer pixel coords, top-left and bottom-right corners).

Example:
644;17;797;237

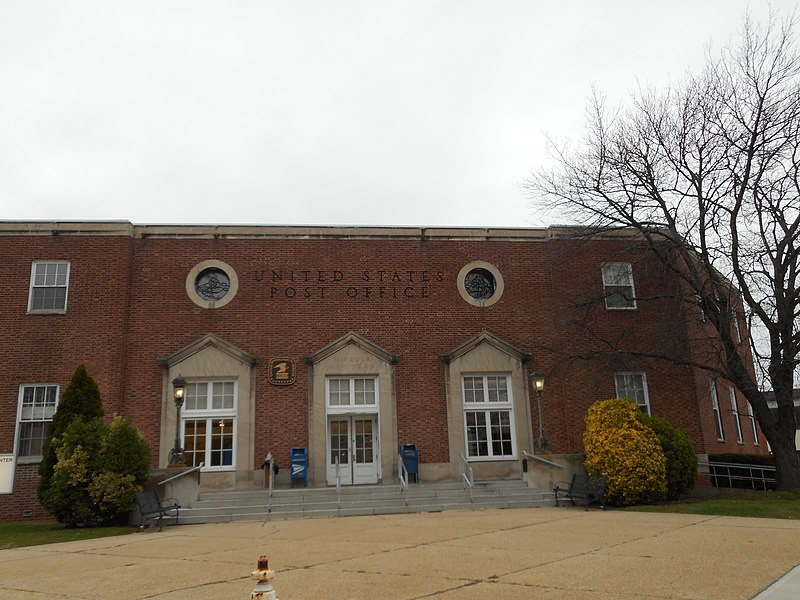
400;444;419;483
290;447;308;487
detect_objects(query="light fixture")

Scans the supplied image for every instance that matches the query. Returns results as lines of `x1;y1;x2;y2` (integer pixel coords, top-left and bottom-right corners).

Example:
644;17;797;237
531;371;545;393
169;375;187;466
531;370;550;451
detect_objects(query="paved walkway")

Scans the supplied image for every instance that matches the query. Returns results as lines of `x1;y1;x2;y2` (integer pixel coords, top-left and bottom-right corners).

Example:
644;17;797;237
1;507;799;599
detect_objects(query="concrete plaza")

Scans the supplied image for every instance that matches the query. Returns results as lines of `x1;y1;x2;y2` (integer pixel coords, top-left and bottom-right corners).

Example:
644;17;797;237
1;506;799;599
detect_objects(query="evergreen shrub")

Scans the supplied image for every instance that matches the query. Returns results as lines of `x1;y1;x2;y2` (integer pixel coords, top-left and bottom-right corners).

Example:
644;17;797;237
639;413;698;500
43;415;151;527
38;364;104;503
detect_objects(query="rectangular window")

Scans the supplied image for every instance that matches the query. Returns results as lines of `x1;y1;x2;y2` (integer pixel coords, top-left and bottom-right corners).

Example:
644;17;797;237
327;377;377;407
16;384;59;458
182;380;236;469
28;261;70;312
614;372;651;415
729;386;743;443
463;375;515;459
602;262;636;309
731;311;742;343
747;402;759;445
710;380;725;441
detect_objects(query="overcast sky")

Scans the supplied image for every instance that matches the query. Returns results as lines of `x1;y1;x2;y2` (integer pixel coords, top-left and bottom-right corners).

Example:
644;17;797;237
1;1;796;228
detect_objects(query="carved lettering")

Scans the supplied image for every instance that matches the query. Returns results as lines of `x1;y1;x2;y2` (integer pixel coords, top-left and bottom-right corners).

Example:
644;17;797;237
258;268;444;301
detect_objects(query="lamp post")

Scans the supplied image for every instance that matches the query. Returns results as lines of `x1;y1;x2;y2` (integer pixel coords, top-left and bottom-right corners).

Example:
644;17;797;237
531;370;550;451
168;376;187;466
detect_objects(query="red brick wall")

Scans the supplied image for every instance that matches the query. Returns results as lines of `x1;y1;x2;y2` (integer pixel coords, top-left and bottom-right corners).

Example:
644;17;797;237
0;226;766;521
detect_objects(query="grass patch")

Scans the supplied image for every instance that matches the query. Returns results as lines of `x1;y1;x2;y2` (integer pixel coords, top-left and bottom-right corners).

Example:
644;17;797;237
627;491;800;519
0;522;133;550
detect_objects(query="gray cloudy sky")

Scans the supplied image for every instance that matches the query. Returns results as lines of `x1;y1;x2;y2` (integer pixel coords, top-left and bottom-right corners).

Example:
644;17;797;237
1;1;795;227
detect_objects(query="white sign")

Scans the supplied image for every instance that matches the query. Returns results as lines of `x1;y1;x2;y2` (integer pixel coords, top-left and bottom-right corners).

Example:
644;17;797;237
0;454;15;494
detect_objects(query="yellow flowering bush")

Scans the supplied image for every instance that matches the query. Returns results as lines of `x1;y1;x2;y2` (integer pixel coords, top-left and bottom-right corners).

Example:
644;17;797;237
583;398;667;506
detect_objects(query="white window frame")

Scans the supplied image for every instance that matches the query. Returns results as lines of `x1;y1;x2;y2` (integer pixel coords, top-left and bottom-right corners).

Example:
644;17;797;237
710;380;725;441
729;386;743;443
181;380;237;471
602;262;636;310
614;372;651;415
326;377;379;414
747;402;759;446
462;374;516;460
28;261;71;313
15;384;59;461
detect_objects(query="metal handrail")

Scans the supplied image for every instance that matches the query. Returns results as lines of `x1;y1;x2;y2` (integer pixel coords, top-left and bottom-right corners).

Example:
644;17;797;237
335;455;341;506
459;453;474;501
700;461;776;490
266;453;275;498
398;453;409;493
157;462;204;486
522;450;562;469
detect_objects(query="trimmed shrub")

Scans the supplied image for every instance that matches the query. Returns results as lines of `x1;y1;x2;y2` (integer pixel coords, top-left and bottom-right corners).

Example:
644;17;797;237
41;415;151;527
584;398;667;506
639;414;698;500
38;365;105;503
708;453;776;466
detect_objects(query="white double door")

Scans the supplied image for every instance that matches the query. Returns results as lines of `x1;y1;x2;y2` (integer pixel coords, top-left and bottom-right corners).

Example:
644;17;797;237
327;414;379;485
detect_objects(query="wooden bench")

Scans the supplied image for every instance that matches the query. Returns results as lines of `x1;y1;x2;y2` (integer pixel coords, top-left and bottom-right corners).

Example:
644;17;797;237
554;473;607;510
134;491;180;531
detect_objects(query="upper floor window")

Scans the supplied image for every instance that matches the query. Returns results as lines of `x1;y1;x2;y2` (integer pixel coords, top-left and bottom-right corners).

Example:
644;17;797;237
710;380;725;441
729;386;743;443
463;374;515;459
602;262;636;309
747;402;759;446
614;372;650;415
28;261;70;313
731;311;742;343
16;384;59;458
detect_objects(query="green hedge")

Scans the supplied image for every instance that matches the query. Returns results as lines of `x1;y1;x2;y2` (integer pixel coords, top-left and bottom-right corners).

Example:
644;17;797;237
708;453;775;466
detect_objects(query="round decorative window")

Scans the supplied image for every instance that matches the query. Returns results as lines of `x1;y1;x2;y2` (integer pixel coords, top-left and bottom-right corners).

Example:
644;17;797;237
186;260;238;308
195;267;230;301
457;261;504;307
464;268;496;300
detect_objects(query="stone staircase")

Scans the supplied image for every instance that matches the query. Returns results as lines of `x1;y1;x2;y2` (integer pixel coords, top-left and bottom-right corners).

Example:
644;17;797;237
178;480;554;524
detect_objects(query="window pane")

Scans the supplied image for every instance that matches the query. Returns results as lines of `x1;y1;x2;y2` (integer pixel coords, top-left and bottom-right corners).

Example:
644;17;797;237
463;377;484;403
18;385;58;457
615;373;649;414
710;380;724;440
354;419;373;463
490;411;513;456
30;262;69;311
185;383;208;411
466;411;488;457
354;378;376;405
18;421;50;457
603;263;635;309
328;379;350;406
183;419;207;467
487;376;508;402
212;382;234;409
209;418;233;466
330;420;349;465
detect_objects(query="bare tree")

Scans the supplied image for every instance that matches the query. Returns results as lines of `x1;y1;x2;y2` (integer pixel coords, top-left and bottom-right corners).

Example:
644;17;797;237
524;14;800;490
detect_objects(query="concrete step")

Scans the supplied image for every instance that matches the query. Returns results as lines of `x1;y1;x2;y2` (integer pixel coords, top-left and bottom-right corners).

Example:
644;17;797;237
178;480;554;524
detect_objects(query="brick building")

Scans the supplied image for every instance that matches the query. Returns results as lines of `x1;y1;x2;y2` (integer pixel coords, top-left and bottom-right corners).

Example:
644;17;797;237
0;221;766;521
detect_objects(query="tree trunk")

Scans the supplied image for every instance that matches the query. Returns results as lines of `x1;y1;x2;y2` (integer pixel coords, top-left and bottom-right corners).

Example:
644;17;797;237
768;422;800;490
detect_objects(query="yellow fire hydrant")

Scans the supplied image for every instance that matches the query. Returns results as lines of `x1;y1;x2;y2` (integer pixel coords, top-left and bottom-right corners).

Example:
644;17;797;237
251;555;279;600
